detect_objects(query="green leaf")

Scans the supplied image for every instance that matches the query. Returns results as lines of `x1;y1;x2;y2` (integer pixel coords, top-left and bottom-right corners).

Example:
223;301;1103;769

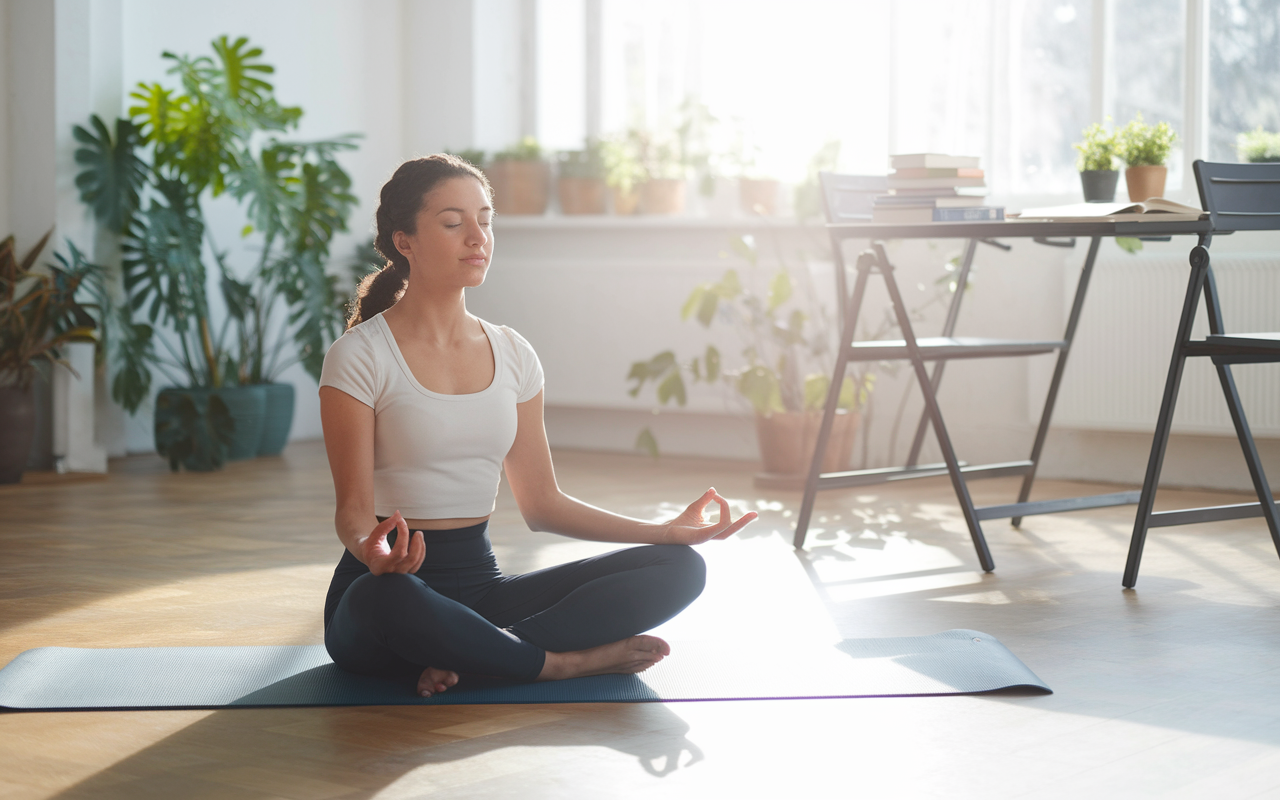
714;269;742;299
767;270;792;311
737;365;783;415
656;370;687;406
695;289;719;327
634;427;660;458
803;373;830;411
1115;237;1143;254
730;234;757;267
72;115;148;233
681;285;707;322
704;345;720;381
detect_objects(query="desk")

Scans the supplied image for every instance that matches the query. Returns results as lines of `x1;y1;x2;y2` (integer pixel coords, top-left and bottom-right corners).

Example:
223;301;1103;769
794;217;1214;571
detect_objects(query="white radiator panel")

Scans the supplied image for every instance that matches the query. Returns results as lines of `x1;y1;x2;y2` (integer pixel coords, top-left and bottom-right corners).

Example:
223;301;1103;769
1046;254;1280;438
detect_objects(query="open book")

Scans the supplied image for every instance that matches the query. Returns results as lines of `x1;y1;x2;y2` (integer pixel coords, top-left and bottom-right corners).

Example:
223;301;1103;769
1014;198;1207;222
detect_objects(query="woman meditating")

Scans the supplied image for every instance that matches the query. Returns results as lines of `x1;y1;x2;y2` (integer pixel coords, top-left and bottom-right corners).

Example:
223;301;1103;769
320;155;757;697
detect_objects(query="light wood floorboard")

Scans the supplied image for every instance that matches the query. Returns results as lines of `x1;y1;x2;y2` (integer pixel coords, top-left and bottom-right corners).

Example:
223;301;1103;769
2;441;1279;799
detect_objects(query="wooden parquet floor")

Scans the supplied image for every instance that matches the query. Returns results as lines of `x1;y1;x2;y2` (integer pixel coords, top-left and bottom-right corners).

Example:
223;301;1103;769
2;440;1280;799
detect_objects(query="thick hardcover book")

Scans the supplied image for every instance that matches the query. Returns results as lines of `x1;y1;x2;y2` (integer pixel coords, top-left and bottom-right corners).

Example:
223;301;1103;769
891;167;985;179
1014;199;1206;222
872;205;1004;223
886;176;987;190
889;153;982;169
873;194;986;208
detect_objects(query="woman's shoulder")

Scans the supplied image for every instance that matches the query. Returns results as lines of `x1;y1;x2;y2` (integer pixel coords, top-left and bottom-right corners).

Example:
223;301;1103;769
484;319;536;354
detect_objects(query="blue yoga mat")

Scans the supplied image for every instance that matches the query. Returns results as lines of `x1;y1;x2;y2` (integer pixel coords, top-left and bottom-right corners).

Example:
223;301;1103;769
0;629;1048;710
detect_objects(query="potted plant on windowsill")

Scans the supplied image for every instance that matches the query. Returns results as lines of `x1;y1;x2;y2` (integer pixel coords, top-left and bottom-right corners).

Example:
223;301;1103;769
556;141;607;215
1117;113;1177;202
1238;128;1280;163
1074;121;1120;202
633;130;688;215
72;36;358;470
0;232;100;483
626;234;872;479
486;137;550;215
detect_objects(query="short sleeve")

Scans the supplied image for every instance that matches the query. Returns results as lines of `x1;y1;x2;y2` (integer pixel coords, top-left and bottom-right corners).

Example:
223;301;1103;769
319;328;378;407
503;326;545;403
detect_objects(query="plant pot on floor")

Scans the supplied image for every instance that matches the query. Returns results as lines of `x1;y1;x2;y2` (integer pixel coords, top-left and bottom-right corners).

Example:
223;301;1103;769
557;177;607;215
1125;165;1167;202
257;382;295;456
640;179;686;214
485;160;551;215
154;385;267;471
1080;170;1120;202
754;409;859;482
0;386;36;484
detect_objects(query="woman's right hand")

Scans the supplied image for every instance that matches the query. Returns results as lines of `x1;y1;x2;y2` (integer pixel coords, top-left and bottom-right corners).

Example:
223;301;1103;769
360;511;426;575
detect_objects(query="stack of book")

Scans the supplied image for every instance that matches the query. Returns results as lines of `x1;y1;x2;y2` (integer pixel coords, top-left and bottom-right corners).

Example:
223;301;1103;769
872;154;1004;223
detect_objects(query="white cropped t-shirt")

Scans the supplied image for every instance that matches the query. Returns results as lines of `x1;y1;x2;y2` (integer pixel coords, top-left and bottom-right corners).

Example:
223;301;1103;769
318;313;544;519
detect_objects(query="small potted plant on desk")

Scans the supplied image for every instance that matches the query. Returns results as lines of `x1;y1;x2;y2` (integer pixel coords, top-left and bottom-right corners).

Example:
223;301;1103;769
486;137;551;215
556;141;607;215
627;234;871;486
1074;122;1120;202
1238;127;1280;163
1117;113;1178;201
0;232;100;483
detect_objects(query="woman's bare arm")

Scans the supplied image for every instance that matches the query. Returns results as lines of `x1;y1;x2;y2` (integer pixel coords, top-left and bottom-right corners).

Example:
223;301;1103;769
319;386;424;573
502;390;756;544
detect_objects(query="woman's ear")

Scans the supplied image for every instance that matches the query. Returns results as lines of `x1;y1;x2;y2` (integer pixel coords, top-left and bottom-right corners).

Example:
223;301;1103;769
393;229;412;258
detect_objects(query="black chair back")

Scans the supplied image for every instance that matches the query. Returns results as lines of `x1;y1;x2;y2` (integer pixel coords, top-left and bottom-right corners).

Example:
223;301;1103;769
818;172;888;222
1194;160;1280;232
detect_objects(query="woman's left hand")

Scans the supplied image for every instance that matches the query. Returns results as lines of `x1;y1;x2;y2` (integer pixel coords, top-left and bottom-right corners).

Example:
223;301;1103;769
662;488;758;545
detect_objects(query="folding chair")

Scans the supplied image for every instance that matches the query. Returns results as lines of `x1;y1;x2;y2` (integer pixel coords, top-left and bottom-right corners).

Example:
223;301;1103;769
1123;160;1280;587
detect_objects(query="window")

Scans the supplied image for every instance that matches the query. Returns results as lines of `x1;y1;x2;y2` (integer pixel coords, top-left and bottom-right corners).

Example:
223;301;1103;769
1209;0;1280;161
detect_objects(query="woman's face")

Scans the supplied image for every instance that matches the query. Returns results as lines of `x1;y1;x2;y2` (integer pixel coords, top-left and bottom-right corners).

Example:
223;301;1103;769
393;176;493;290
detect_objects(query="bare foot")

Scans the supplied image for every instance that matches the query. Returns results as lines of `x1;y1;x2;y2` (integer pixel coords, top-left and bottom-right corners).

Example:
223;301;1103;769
537;635;671;682
417;666;460;697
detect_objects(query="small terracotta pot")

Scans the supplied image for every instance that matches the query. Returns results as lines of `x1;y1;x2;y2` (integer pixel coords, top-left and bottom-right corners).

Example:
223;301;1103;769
557;177;607;215
755;409;859;475
739;178;780;216
639;178;686;215
611;186;641;215
485;160;550;215
1124;165;1167;202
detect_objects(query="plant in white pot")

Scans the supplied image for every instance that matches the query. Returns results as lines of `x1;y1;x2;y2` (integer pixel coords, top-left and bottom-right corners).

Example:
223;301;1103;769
1074;121;1120;202
1117;113;1177;201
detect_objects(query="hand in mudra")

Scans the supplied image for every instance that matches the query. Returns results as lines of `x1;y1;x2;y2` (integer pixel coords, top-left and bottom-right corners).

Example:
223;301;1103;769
362;511;426;575
663;488;757;545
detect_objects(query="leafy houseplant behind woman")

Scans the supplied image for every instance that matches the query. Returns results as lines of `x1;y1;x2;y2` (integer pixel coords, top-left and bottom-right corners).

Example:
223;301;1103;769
72;36;359;471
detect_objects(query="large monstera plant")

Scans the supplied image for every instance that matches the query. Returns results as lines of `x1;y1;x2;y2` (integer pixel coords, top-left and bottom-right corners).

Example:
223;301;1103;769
73;36;359;468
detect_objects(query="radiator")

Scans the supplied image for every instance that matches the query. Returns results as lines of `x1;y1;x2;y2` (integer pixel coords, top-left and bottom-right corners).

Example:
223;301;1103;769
1044;253;1280;438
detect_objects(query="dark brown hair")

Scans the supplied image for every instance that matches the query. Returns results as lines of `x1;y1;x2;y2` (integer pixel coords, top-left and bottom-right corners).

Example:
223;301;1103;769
346;154;492;329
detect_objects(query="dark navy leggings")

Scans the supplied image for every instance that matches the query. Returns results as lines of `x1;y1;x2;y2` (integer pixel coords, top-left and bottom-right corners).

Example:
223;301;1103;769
323;521;706;683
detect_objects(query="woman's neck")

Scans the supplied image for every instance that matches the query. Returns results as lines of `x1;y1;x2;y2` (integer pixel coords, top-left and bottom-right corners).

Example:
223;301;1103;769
384;283;473;344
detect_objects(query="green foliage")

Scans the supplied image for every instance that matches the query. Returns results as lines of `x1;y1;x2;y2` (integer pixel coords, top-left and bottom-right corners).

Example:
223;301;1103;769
153;389;235;471
557;142;606;180
1115;237;1144;254
449;149;487;169
1074;122;1119;172
1237;127;1280;163
0;232;100;389
493;136;543;162
72;35;359;411
1116;113;1178;167
634;427;660;459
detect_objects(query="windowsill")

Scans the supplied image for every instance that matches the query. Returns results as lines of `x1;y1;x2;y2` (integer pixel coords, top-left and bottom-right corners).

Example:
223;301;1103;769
494;214;821;230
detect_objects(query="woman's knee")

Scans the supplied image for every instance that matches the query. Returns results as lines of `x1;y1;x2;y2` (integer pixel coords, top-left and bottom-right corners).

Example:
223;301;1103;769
651;544;706;598
341;571;424;615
